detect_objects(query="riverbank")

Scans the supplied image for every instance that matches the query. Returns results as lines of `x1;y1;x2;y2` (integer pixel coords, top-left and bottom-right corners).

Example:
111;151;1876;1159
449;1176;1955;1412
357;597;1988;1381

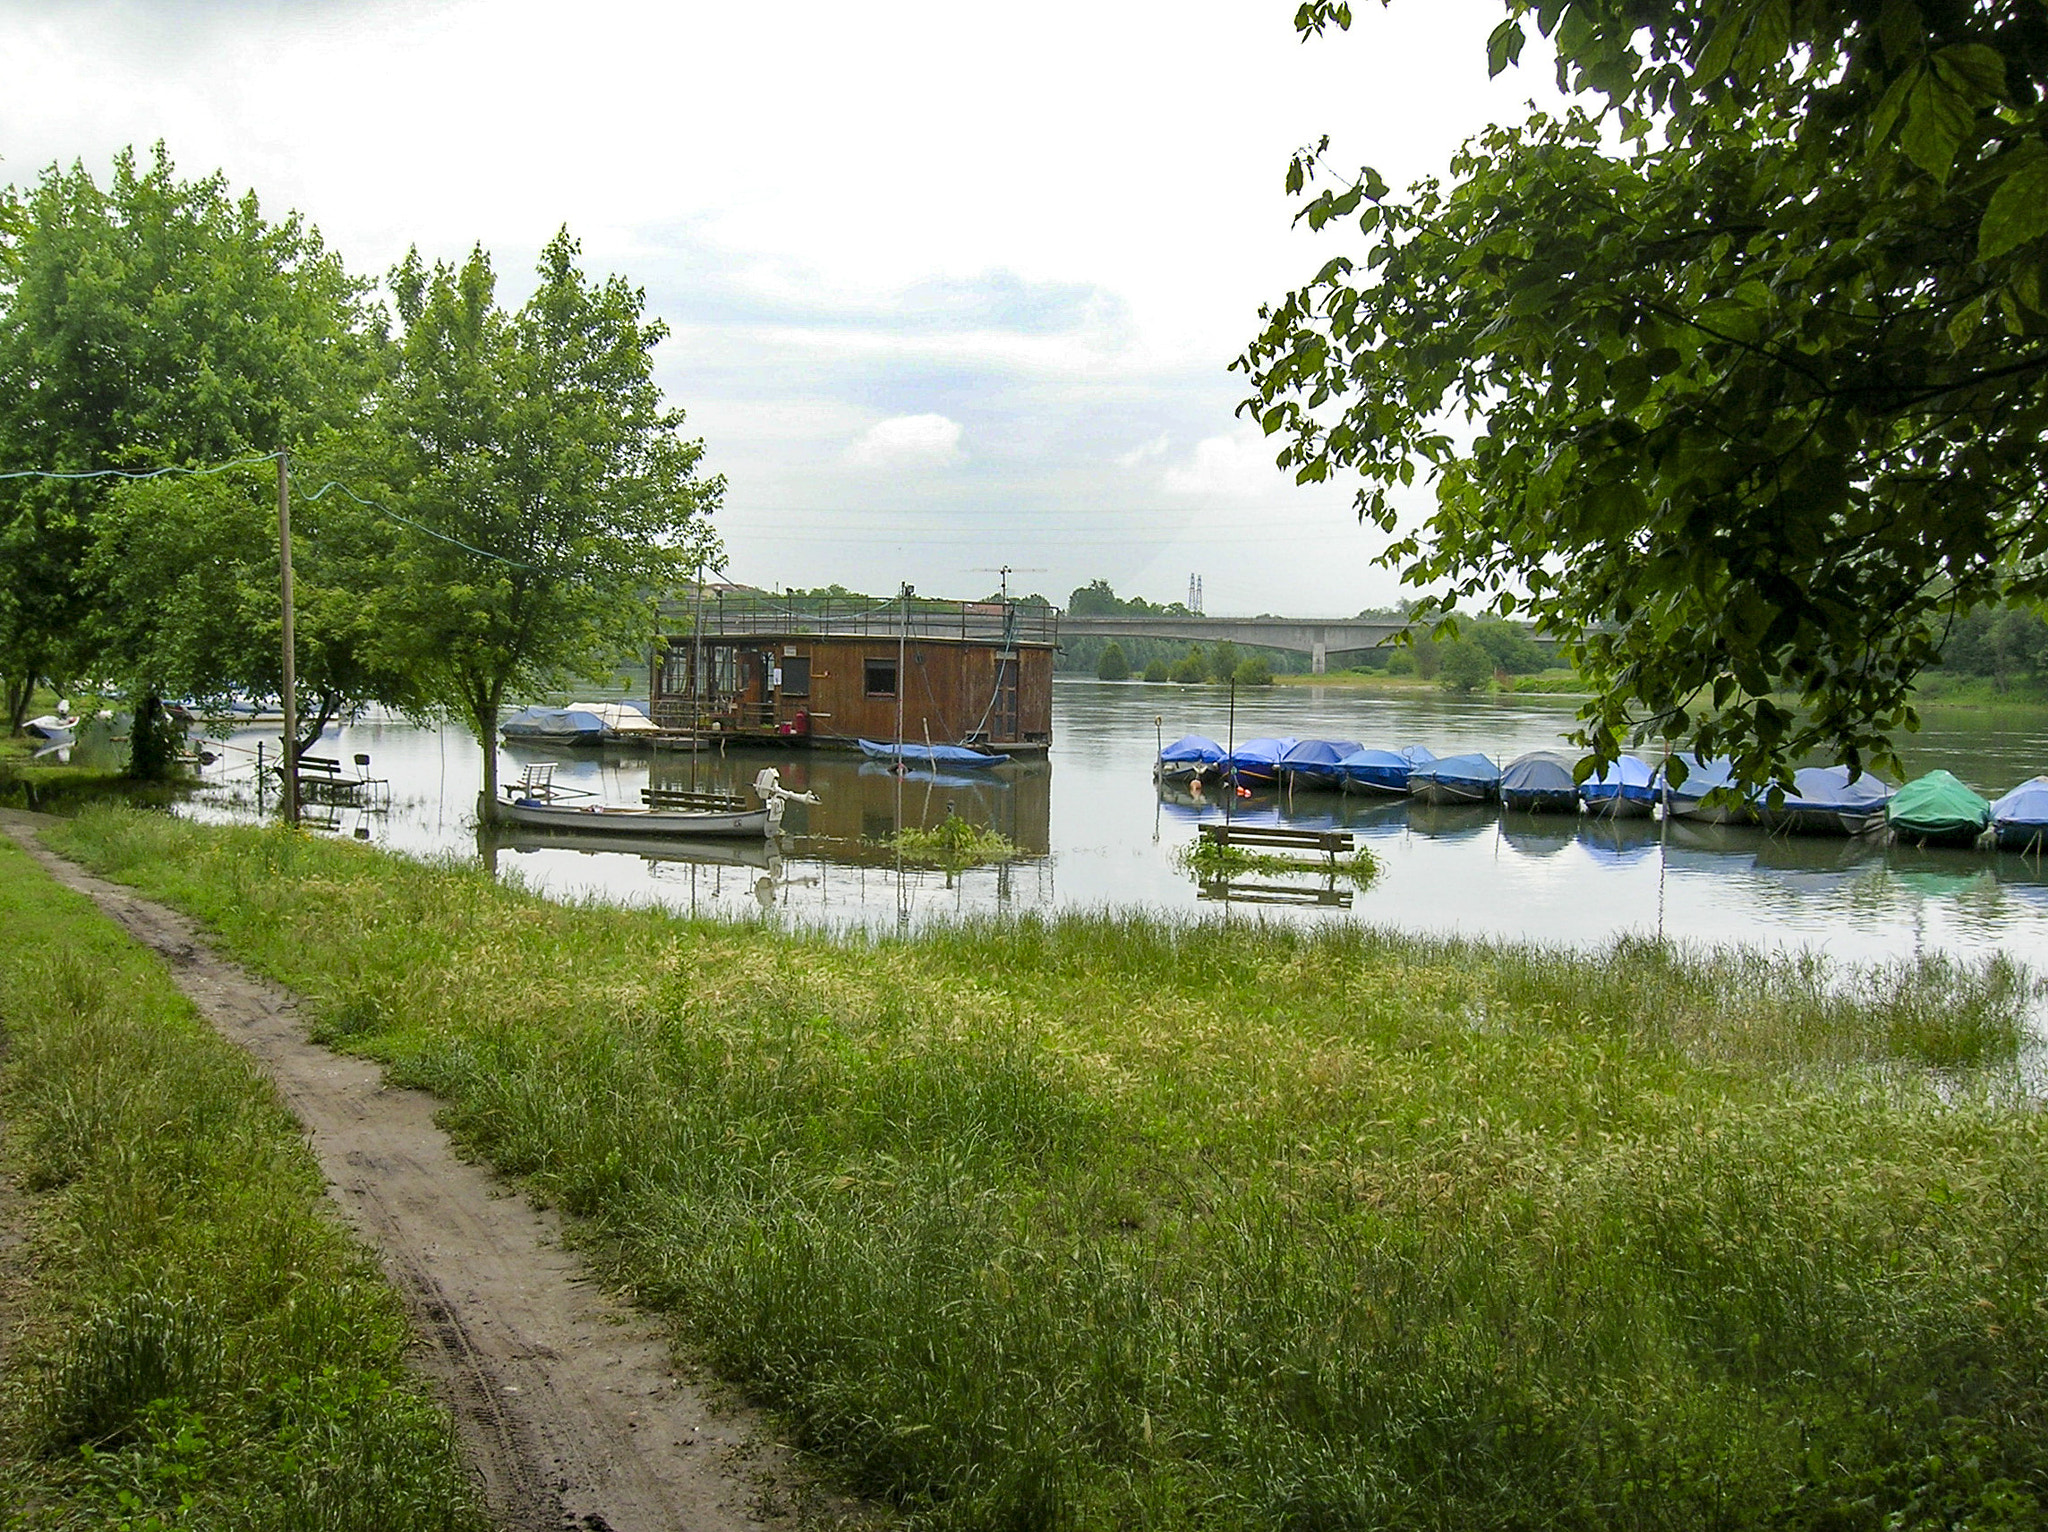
0;820;482;1531
43;807;2048;1531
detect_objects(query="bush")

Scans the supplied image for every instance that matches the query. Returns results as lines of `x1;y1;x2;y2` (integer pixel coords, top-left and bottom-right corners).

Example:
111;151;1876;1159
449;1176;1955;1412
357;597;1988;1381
1142;659;1170;683
1096;643;1130;681
1232;656;1273;687
1438;638;1495;693
1207;641;1240;684
1383;647;1417;676
1168;648;1208;684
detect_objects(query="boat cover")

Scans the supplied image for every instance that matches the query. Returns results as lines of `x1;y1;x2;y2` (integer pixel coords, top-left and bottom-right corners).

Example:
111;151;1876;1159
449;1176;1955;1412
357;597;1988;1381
502;706;609;741
1754;765;1893;815
1579;754;1655;804
1335;744;1436;791
1276;739;1364;773
857;738;1007;768
1500;750;1580;804
1409;753;1501;792
1157;734;1225;766
569;700;661;736
1223;737;1299;778
1655;753;1738;804
1887;771;1990;837
1991;776;2048;832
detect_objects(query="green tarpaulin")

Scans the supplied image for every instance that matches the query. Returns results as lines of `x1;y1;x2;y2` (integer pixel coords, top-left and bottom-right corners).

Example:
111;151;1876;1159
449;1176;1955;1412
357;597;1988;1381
1887;770;1991;844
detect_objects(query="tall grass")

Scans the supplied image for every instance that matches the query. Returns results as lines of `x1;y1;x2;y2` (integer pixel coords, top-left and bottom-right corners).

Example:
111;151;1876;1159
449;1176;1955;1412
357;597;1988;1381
0;835;484;1532
51;808;2048;1530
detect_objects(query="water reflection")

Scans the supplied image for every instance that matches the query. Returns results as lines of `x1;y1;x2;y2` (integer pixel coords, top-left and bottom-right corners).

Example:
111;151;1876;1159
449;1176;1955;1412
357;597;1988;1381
163;682;2048;968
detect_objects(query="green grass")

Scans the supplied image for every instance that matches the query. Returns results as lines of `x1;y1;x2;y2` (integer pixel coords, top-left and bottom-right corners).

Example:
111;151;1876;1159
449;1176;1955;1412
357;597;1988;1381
44;807;2048;1531
1175;835;1382;890
883;812;1020;871
0;833;484;1532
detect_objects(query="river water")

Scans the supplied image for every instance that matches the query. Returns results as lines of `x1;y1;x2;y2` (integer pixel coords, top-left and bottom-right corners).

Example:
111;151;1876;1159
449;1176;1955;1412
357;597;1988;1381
172;678;2048;967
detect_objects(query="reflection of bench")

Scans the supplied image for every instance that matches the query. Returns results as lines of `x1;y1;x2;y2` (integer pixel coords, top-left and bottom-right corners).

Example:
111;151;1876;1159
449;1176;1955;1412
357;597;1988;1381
1199;822;1354;865
642;786;750;813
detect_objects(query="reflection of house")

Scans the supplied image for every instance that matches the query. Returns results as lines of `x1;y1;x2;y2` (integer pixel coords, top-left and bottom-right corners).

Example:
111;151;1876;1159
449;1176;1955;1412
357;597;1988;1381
651;589;1059;753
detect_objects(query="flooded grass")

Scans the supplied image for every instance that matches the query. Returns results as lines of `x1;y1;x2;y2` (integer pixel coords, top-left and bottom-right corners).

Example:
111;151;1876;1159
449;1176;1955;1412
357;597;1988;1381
0;833;484;1532
47;807;2048;1531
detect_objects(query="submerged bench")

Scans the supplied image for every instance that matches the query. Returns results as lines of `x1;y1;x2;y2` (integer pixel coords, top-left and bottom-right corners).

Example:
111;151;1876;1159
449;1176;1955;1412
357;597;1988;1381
1199;822;1354;859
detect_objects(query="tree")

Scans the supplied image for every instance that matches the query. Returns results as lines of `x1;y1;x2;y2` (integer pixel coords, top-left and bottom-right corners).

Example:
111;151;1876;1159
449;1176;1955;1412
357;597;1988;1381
1168;647;1209;684
1438;639;1495;694
1142;657;1171;682
1207;641;1241;685
1096;641;1131;680
1232;655;1275;687
0;146;379;763
377;231;723;811
1243;1;2048;788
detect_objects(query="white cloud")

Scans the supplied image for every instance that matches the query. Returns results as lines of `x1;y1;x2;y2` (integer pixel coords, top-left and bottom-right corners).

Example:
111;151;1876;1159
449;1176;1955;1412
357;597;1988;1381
1116;432;1170;468
1162;431;1290;499
845;413;965;470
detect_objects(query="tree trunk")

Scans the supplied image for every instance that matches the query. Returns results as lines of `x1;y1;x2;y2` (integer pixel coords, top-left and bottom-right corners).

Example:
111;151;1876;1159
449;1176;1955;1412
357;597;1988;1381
127;693;180;781
4;671;36;735
474;695;500;821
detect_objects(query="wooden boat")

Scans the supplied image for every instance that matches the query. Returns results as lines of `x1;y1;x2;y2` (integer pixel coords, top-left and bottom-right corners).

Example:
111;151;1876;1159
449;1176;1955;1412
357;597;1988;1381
1499;750;1581;814
492;794;776;837
1154;734;1225;786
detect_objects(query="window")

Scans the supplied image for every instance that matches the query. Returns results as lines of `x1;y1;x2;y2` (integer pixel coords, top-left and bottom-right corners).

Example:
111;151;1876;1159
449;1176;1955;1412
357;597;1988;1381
864;658;897;698
780;656;811;697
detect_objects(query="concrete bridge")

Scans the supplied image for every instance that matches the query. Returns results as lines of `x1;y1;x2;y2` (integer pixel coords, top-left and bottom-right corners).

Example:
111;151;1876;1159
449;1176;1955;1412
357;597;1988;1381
1059;615;1411;673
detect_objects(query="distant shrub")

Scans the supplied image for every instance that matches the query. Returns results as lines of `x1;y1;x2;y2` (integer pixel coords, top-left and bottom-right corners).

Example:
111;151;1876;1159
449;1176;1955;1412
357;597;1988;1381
1232;657;1274;687
1207;641;1240;684
1096;643;1130;681
1438;639;1495;693
1383;647;1418;676
1168;648;1209;684
1142;659;1170;683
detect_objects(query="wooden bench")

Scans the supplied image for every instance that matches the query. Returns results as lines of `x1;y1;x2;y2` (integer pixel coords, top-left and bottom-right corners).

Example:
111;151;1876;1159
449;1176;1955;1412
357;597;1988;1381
642;786;750;813
1199;822;1354;861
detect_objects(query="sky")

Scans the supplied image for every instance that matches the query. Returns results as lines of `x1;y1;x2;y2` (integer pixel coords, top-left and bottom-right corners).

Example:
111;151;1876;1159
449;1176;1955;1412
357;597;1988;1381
0;0;1560;616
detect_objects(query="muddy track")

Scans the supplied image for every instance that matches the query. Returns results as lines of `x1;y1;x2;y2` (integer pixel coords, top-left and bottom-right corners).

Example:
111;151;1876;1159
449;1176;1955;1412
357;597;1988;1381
1;812;856;1532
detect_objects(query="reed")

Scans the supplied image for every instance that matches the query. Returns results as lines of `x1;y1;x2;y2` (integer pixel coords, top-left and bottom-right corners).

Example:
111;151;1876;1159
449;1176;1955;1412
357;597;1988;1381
46;808;2048;1531
0;834;484;1532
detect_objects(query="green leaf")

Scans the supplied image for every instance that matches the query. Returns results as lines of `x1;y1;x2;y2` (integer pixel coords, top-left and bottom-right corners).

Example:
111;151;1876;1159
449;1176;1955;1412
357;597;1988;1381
1978;154;2048;261
1897;66;1975;182
1487;18;1525;78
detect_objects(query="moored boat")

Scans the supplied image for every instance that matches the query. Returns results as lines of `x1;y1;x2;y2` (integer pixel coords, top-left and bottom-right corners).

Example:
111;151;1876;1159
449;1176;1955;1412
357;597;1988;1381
492;795;777;837
1275;738;1364;792
1751;765;1892;837
22;713;78;745
1990;776;2048;854
1335;744;1436;796
1887;770;1991;848
1499;749;1581;814
1657;754;1748;824
1578;754;1656;818
1154;734;1225;785
1407;752;1500;805
501;706;613;748
857;738;1009;769
1221;737;1298;788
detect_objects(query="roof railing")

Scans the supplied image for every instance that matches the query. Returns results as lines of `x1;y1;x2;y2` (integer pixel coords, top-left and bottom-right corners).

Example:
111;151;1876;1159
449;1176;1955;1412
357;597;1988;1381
657;591;1061;646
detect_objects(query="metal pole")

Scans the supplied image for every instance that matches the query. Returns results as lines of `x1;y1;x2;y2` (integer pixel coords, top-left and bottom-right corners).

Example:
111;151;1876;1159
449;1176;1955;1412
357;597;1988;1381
896;582;910;766
277;449;299;827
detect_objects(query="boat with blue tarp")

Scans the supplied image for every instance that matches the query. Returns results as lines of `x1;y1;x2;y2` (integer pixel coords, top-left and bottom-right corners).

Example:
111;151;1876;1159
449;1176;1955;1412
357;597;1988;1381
1222;737;1298;788
1579;754;1656;818
1750;765;1893;837
1334;745;1436;796
857;738;1008;769
1991;776;2048;853
1499;750;1581;814
1657;754;1748;824
1154;734;1225;786
1276;739;1364;792
1407;752;1500;806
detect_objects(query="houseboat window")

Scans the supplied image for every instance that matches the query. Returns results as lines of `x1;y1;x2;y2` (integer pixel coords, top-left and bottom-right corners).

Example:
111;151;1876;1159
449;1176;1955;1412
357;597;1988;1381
864;659;897;698
780;656;811;696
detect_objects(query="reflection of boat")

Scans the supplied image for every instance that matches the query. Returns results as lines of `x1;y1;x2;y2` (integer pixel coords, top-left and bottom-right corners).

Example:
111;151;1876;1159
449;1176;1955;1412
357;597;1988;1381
1499;750;1581;814
1404;801;1497;841
1276;739;1363;793
1886;770;1990;848
1154;734;1225;785
1752;830;1885;875
857;738;1008;769
1882;842;1997;898
1990;776;2048;854
1336;745;1435;796
483;825;781;870
857;761;988;790
493;795;777;837
22;713;78;745
1408;752;1500;805
1576;816;1665;864
1579;754;1656;818
1751;765;1892;837
1499;810;1576;857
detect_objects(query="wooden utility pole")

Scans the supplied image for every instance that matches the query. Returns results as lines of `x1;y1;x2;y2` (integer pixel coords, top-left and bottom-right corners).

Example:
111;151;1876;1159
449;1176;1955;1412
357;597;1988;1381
277;449;299;827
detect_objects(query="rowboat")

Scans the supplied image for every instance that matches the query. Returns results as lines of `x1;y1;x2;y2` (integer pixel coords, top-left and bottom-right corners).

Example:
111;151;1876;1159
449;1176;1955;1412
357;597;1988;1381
1657;754;1749;824
1407;752;1500;805
1578;754;1656;818
1991;776;2048;854
1499;750;1581;814
1750;765;1892;837
492;795;776;837
1221;737;1298;788
1334;745;1436;796
1886;770;1990;848
1275;739;1364;792
1154;734;1225;785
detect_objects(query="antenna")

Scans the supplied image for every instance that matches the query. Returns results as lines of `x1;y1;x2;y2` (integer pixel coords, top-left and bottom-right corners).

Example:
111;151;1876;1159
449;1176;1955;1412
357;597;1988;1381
967;565;1047;601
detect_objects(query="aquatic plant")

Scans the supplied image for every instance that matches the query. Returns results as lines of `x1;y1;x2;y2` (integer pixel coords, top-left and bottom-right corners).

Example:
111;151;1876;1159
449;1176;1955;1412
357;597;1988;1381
884;812;1019;871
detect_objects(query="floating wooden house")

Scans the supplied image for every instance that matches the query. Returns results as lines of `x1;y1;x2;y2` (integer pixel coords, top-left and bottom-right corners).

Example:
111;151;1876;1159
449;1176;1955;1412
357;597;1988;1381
651;589;1059;753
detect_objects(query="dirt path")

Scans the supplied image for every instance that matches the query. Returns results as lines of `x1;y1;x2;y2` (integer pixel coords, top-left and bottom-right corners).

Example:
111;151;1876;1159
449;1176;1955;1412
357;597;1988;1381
0;811;856;1532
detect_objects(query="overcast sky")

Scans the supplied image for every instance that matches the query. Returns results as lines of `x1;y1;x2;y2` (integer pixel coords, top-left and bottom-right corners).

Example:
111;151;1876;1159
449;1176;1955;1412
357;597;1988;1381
1;0;1557;615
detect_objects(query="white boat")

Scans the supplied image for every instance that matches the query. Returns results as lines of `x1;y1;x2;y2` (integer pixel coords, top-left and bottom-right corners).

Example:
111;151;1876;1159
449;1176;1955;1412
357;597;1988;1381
22;714;78;745
492;795;776;837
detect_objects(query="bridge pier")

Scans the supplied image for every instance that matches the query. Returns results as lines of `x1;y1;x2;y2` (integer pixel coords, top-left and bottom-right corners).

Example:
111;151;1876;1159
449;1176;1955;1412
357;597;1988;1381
1312;630;1327;674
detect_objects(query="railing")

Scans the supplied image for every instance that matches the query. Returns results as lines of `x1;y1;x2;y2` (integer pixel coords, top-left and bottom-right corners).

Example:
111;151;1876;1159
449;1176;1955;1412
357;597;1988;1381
658;592;1061;647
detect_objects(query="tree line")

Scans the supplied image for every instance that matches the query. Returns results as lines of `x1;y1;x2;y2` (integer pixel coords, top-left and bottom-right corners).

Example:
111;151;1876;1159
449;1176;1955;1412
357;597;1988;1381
0;146;722;802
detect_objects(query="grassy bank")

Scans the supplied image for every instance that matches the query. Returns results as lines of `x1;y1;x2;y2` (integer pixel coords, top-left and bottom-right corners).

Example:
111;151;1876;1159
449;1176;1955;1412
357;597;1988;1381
47;808;2048;1531
0;832;483;1532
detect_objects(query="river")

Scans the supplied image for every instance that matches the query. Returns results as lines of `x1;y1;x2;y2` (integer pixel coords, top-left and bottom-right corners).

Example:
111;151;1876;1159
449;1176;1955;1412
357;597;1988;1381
169;678;2048;967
